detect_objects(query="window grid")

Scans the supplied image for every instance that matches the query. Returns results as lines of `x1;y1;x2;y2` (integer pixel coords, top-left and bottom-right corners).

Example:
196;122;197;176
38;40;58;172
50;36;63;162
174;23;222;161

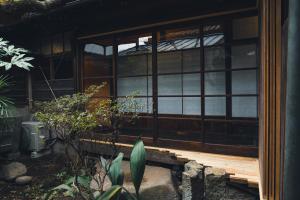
116;35;153;113
81;15;259;146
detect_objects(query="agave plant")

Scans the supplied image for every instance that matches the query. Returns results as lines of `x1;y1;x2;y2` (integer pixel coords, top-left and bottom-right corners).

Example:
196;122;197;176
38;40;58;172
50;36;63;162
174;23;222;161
45;139;146;200
104;139;146;200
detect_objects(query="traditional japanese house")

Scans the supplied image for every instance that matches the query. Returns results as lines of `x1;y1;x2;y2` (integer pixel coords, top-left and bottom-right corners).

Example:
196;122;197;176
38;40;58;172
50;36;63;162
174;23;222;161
0;0;297;199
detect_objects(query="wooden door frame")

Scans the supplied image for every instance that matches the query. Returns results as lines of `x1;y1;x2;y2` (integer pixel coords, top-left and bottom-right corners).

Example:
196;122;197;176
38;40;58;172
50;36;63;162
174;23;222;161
259;0;283;199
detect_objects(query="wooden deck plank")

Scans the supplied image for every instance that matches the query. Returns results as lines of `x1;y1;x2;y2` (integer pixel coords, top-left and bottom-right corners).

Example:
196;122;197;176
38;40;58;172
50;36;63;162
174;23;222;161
81;139;259;188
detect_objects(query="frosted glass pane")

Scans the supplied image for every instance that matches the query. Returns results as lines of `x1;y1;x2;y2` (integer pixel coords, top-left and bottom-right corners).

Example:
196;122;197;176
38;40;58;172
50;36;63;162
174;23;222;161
183;97;201;115
134;98;152;113
147;97;153;113
183;73;201;95
147;54;152;75
158;97;182;114
232;97;257;117
117;97;147;113
158;51;181;73
118;55;148;76
204;46;225;70
148;76;153;96
106;46;113;55
205;97;226;116
233;16;258;39
232;70;257;94
183;49;201;72
205;72;225;95
158;75;182;95
232;44;257;69
117;77;147;96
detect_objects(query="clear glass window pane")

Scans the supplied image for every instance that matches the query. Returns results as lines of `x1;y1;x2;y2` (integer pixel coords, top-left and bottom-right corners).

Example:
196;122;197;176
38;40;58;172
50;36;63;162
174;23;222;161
183;97;201;115
118;43;136;53
157;28;200;73
84;44;104;55
117;76;148;96
158;28;200;52
232;70;257;94
232;96;257;117
83;43;113;77
158;51;181;73
117;34;152;76
203;35;224;46
158;97;182;114
205;97;226;116
204;46;225;70
158;74;182;95
183;73;201;95
118;55;148;76
204;72;225;95
183;49;201;72
233;16;258;39
203;24;224;46
232;44;257;69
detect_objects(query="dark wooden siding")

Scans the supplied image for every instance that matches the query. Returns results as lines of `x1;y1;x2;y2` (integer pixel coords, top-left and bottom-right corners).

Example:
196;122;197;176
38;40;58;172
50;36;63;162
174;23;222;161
32;79;75;101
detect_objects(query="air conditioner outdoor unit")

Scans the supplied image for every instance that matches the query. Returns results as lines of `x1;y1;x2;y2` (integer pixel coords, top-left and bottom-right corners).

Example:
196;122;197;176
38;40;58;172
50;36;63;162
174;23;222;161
21;121;49;158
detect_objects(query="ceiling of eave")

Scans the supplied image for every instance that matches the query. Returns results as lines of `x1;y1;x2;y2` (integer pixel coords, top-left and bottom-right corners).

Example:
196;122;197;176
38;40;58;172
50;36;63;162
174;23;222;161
0;0;77;24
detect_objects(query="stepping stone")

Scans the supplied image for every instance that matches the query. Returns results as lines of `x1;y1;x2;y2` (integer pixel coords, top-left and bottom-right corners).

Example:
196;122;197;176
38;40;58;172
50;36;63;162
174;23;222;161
0;162;27;181
15;176;33;185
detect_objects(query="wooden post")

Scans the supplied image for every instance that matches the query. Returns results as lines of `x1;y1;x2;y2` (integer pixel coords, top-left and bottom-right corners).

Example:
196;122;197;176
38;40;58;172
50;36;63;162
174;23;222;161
259;0;283;199
284;0;300;199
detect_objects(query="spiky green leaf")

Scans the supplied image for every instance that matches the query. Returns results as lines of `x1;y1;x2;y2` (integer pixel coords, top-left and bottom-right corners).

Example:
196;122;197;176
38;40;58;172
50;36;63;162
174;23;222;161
97;185;122;200
109;152;124;186
130;139;146;195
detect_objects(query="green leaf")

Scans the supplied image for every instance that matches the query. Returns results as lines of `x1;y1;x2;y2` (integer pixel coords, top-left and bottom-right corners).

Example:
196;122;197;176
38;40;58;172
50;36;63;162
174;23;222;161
42;190;58;200
93;191;101;199
130;139;146;196
64;176;75;185
77;175;92;189
52;184;73;191
101;156;109;171
97;185;122;200
109;153;124;186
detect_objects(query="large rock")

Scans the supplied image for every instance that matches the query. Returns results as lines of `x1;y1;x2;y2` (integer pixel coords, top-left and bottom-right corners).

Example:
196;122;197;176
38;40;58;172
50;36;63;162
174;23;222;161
90;161;112;192
0;162;27;181
15;176;32;185
91;161;179;200
204;167;226;200
182;161;204;200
